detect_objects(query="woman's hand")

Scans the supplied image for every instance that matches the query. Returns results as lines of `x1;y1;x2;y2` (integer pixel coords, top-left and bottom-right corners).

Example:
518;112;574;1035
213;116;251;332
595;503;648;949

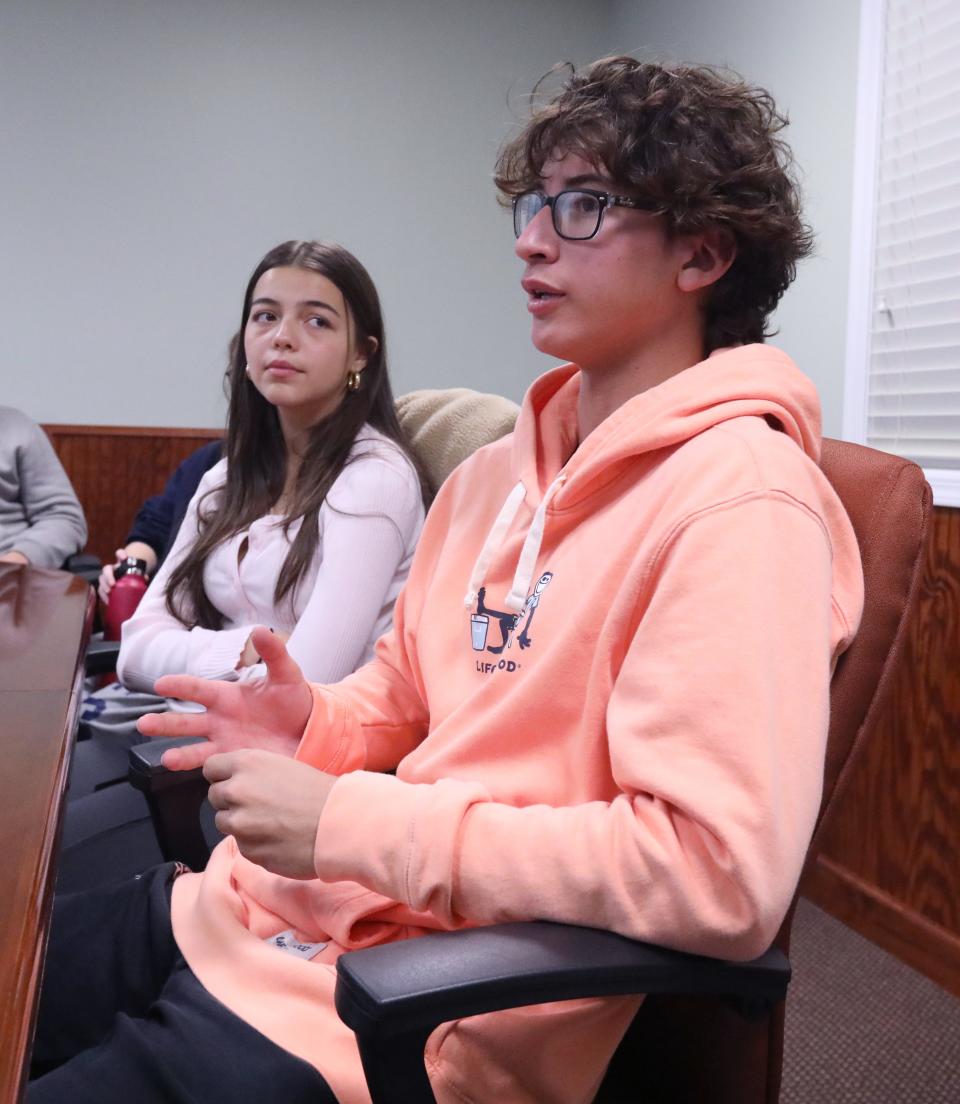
204;749;336;878
98;548;126;604
99;542;158;604
137;627;313;771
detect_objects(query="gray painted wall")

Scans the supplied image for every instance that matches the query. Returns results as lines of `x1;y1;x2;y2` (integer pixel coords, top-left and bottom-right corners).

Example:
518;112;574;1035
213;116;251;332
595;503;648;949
2;1;859;434
608;0;862;436
1;0;610;427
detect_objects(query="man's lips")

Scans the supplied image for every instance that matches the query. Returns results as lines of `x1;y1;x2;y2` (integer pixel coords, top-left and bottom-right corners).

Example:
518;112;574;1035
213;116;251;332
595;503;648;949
523;278;569;317
522;277;563;298
522;278;565;315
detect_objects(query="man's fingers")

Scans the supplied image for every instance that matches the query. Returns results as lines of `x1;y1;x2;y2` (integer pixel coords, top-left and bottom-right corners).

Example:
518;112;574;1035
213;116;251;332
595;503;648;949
203;752;237;785
161;741;214;772
137;710;209;740
153;673;217;706
207;781;227;810
251;626;306;683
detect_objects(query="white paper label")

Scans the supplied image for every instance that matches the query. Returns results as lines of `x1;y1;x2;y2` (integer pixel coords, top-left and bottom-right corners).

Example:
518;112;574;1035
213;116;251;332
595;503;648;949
265;929;328;960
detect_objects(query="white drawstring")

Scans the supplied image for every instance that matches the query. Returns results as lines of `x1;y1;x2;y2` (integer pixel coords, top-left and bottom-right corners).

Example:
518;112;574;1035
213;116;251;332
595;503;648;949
504;474;565;611
463;474;566;613
463;481;527;608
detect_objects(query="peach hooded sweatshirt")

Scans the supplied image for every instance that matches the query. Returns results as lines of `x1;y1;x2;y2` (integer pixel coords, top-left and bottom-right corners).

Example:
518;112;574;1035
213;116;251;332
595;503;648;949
171;345;863;1104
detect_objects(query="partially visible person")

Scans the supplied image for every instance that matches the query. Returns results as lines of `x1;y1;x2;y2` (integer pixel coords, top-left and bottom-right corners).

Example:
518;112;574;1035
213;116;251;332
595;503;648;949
97;440;222;606
0;406;87;569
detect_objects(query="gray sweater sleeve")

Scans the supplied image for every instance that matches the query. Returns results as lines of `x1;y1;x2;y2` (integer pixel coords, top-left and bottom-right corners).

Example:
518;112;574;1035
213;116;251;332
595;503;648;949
0;407;87;569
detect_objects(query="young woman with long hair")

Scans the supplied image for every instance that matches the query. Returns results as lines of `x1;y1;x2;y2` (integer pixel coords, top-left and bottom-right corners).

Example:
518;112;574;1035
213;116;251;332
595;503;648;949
76;239;425;792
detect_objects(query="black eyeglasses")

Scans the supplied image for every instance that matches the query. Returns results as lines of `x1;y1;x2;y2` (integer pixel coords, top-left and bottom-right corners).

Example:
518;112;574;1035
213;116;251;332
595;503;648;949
512;188;657;241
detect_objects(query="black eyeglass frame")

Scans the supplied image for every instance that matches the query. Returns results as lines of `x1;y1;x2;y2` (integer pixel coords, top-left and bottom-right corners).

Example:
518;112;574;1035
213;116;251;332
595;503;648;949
511;188;659;241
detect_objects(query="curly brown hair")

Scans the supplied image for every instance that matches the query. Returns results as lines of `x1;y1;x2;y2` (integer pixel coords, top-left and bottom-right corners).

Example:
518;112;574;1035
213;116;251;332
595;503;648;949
495;56;814;352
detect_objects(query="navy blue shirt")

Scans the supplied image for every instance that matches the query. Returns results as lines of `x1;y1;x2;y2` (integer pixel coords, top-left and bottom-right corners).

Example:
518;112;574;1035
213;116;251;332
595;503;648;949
125;440;222;568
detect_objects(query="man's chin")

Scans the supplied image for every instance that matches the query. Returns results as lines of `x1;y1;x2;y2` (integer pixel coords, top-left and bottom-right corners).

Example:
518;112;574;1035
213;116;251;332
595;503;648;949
529;324;574;362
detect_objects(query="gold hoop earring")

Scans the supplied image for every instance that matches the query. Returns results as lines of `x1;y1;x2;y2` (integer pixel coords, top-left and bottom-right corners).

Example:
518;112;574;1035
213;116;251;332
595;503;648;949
346;370;362;392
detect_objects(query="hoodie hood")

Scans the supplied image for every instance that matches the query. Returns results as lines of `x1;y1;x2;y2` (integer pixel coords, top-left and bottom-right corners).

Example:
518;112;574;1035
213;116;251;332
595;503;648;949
512;343;822;508
466;344;823;613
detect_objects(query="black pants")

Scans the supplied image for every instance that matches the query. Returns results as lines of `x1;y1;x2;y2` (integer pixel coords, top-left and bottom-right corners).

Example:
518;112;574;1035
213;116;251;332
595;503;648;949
29;863;338;1103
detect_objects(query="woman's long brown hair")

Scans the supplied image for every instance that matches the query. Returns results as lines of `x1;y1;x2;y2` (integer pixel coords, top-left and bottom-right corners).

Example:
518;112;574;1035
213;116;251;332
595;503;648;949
164;240;419;630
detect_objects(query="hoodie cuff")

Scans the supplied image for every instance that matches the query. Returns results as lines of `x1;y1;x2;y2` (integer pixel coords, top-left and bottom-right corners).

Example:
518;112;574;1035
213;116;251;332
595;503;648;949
294;685;365;774
313;771;491;922
8;537;59;570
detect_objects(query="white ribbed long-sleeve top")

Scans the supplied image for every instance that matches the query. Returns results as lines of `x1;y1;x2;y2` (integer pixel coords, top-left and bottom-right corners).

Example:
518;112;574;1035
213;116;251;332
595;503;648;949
117;425;423;691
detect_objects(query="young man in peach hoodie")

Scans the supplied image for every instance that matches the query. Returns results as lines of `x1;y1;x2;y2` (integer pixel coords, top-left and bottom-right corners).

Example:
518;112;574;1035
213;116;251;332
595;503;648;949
31;58;863;1104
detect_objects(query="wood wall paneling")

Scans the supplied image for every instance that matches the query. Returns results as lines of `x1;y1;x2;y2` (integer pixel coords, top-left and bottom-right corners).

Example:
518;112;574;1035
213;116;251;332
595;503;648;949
803;505;960;997
43;425;221;566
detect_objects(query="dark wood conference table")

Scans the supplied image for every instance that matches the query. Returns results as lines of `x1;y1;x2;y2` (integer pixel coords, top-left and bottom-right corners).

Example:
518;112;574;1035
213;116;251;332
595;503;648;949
0;563;93;1101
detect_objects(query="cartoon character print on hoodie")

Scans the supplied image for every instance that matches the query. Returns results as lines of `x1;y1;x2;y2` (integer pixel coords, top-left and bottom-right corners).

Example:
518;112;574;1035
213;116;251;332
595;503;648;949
169;345;864;1104
470;571;554;668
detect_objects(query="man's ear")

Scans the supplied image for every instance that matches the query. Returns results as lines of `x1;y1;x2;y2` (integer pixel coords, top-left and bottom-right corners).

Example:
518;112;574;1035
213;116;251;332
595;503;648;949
677;228;736;293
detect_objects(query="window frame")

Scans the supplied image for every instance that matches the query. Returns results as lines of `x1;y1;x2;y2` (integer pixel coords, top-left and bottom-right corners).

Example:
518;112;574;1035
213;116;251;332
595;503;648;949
843;0;960;506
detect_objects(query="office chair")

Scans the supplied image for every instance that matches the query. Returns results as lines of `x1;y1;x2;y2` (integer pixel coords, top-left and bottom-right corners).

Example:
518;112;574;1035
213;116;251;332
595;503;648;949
62;551;102;585
329;439;932;1103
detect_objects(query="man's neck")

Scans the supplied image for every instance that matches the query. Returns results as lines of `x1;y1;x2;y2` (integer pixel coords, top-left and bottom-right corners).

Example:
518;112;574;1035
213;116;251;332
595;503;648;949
576;329;706;443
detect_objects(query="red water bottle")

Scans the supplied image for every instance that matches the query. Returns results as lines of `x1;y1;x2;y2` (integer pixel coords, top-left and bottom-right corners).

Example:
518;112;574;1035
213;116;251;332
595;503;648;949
104;556;149;641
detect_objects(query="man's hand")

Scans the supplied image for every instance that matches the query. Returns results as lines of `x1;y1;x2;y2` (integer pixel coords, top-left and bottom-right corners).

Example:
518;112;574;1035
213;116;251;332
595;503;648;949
137;627;313;771
204;749;336;878
236;627;290;669
0;551;29;565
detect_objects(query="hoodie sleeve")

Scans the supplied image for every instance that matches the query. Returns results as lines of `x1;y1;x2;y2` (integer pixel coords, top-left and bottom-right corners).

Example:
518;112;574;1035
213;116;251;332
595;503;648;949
293;579;431;776
6;413;87;568
312;491;847;961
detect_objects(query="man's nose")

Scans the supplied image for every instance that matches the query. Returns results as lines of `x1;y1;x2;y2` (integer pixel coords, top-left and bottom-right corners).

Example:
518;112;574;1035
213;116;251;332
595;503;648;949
515;205;560;263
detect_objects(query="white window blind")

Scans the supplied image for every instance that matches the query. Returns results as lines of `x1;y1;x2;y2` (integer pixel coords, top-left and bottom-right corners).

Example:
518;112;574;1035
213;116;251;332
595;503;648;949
865;0;960;476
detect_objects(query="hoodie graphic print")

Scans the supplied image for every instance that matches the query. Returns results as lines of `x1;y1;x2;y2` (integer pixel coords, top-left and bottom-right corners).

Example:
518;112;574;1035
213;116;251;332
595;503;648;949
170;345;864;1104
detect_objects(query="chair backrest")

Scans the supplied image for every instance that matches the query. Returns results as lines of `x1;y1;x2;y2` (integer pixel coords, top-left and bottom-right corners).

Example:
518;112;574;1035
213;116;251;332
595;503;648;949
395;388;520;497
602;438;932;1104
808;439;931;855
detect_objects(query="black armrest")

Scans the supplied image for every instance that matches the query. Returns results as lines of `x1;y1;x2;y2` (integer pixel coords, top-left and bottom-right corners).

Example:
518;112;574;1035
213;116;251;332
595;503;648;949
128;736;205;785
84;638;121;676
63;551;102;585
128;738;212;870
334;921;790;1104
